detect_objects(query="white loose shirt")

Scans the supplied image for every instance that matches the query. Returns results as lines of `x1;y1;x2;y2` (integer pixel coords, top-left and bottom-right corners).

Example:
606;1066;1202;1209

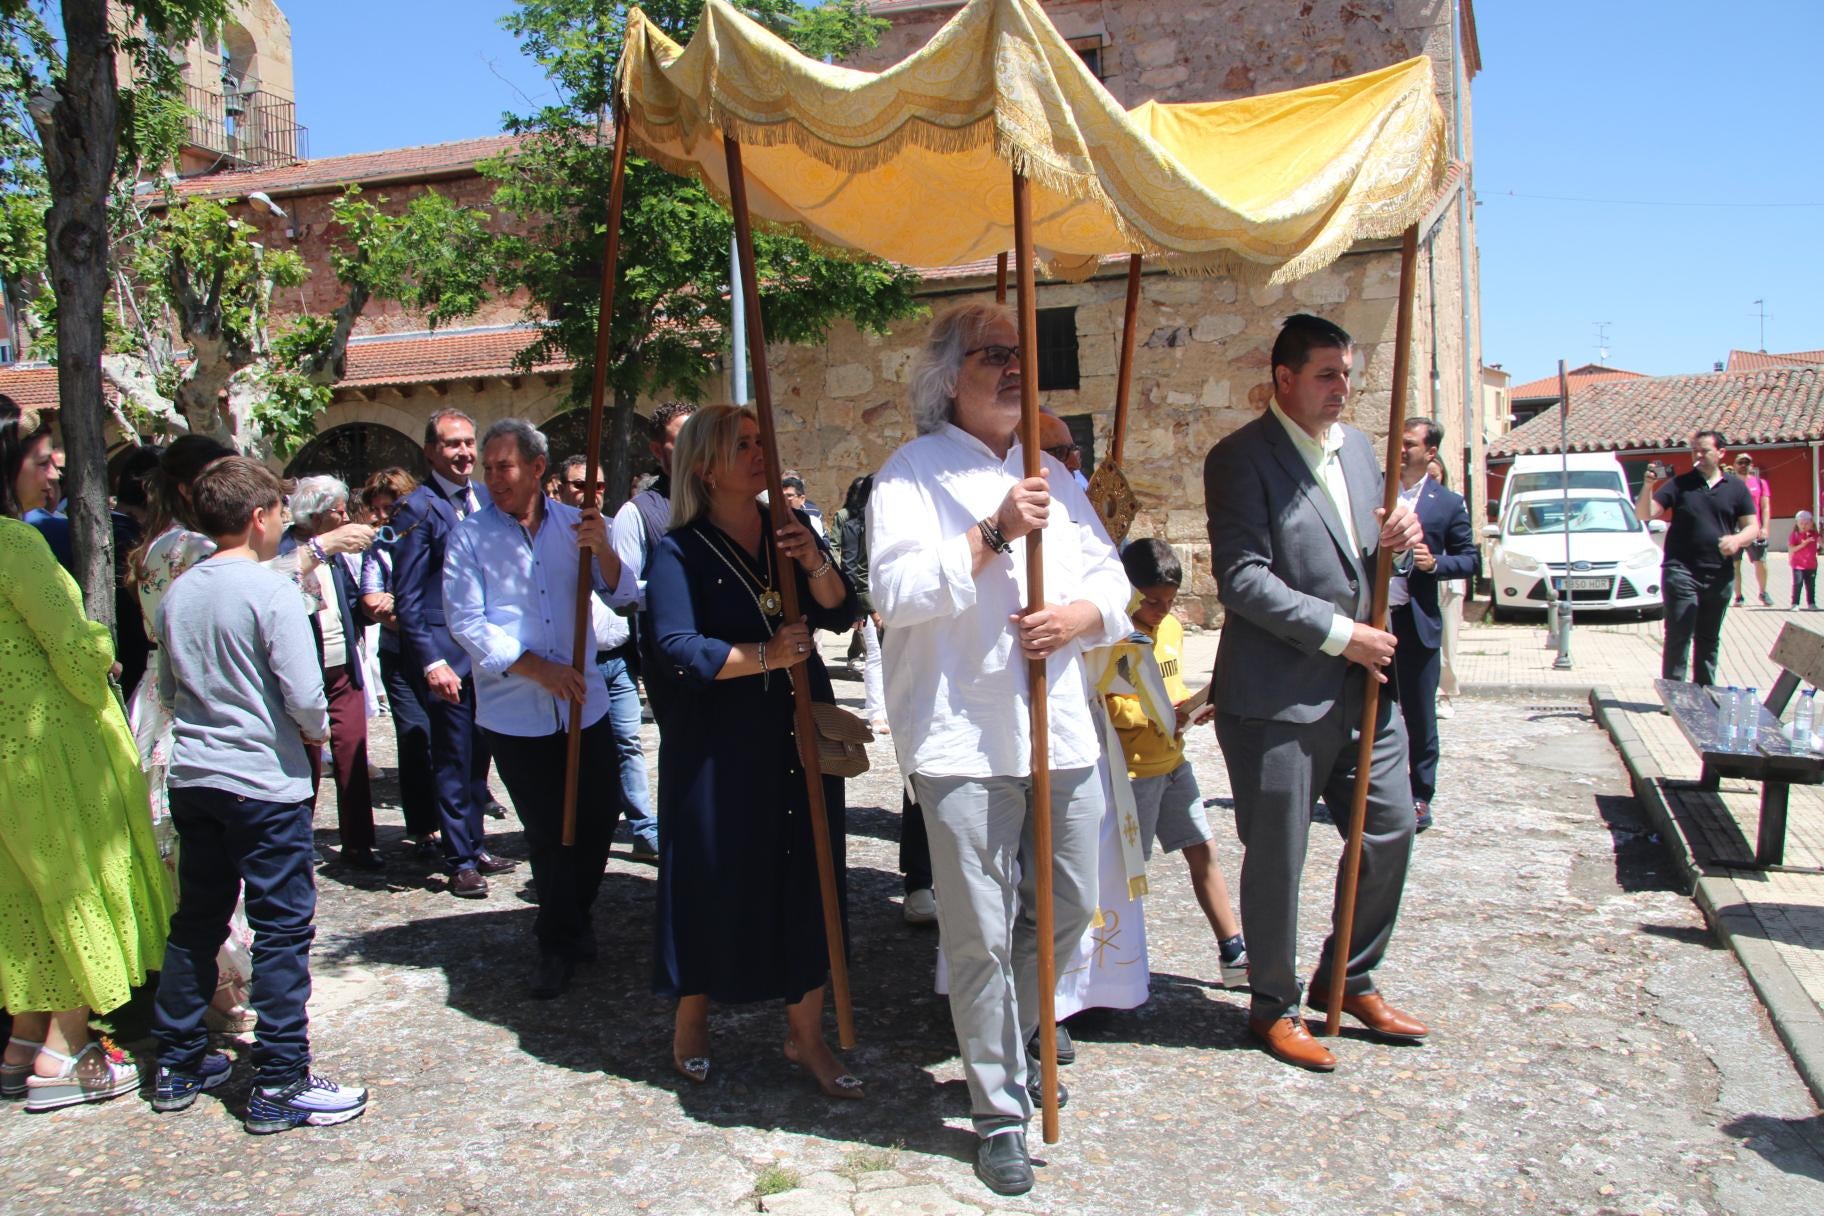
869;423;1133;780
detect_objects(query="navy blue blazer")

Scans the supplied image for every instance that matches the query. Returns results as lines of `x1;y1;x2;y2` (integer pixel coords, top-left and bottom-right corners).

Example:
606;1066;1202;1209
390;477;491;678
278;529;367;690
1399;479;1478;649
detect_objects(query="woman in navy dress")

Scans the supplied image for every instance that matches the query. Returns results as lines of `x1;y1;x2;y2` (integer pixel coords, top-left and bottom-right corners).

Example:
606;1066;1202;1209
645;405;862;1099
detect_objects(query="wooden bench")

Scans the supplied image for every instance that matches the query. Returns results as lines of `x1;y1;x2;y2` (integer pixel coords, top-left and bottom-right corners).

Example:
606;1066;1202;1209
1655;622;1824;870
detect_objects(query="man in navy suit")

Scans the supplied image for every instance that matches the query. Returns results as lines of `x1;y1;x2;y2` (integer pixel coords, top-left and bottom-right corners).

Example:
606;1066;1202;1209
391;408;517;897
1387;417;1479;833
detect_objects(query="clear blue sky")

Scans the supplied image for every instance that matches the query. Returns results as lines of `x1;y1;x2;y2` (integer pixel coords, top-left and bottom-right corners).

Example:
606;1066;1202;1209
292;1;1824;383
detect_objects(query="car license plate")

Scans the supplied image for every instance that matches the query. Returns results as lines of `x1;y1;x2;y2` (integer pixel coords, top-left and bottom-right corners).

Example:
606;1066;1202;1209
1553;576;1610;591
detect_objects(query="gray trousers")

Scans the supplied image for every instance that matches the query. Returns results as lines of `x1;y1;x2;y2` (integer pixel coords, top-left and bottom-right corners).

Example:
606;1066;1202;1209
911;767;1102;1136
1214;691;1415;1022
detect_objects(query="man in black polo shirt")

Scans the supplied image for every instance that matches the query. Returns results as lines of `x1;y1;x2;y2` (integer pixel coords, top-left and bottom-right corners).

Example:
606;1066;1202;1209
1636;430;1761;685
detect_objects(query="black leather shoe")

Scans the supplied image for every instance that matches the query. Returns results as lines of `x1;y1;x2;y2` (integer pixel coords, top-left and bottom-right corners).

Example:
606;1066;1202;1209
1415;800;1434;833
974;1131;1034;1196
529;951;572;1000
484;799;510;820
1024;1073;1069;1109
1026;1023;1075;1066
449;868;489;899
475;850;518;875
340;847;386;871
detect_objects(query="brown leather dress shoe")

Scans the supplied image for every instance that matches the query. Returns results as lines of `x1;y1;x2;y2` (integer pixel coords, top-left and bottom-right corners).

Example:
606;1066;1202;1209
474;850;518;875
450;868;489;899
1320;992;1430;1043
1248;1014;1336;1072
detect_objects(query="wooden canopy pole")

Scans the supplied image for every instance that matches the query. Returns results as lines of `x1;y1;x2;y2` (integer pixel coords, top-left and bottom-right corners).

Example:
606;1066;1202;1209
995;252;1008;304
724;135;857;1049
1325;223;1421;1035
1109;253;1143;465
1010;172;1061;1145
562;106;633;848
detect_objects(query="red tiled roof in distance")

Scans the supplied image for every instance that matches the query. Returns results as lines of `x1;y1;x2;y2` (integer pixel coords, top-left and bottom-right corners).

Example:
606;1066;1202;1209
169;133;528;202
1488;366;1824;459
338;326;571;389
1725;348;1824;372
1507;363;1648;401
0;364;61;411
0;326;574;414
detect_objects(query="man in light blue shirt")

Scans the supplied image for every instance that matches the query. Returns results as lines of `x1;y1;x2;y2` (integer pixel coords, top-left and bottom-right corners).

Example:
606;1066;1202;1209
445;418;631;999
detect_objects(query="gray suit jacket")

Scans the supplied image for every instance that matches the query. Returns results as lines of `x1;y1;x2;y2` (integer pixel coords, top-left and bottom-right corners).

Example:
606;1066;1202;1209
1203;411;1386;724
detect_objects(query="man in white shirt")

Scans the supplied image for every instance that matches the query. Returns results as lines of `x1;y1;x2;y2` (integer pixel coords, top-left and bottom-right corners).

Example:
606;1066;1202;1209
870;302;1131;1198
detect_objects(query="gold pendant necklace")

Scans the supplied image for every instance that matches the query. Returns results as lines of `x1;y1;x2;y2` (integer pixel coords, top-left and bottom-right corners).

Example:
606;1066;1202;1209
698;525;784;625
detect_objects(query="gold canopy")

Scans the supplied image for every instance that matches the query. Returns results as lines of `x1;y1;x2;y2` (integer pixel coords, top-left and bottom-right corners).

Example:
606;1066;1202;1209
616;0;1450;282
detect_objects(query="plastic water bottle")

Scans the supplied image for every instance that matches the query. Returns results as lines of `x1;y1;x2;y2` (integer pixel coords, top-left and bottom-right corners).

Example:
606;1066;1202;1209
1794;688;1816;752
1718;687;1740;744
1739;687;1760;747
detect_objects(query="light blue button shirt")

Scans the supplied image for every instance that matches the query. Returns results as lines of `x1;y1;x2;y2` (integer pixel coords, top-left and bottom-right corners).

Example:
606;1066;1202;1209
443;497;620;737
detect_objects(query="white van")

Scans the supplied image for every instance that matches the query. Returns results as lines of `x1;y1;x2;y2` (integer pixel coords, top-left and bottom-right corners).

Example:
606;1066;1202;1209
1496;452;1629;524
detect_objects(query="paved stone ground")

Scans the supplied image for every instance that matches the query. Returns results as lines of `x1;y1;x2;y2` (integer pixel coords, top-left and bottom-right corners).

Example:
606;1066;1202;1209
5;667;1824;1214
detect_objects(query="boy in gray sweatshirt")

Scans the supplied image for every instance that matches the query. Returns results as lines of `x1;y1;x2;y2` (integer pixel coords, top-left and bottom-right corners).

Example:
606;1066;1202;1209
148;456;367;1133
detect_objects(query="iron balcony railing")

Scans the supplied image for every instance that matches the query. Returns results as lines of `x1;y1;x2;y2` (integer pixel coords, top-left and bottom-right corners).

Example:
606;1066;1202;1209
185;83;308;169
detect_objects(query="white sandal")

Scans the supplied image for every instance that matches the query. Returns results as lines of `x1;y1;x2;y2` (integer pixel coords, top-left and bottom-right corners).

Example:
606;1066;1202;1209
23;1039;142;1112
2;1035;44;1099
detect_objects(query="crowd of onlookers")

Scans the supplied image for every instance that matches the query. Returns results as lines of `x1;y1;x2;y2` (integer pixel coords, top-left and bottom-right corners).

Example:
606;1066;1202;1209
6;305;1475;1201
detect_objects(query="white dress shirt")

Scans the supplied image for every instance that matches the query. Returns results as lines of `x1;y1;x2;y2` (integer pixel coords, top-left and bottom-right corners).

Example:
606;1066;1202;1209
1270;402;1360;657
869;423;1132;780
1386;477;1427;609
608;496;654;611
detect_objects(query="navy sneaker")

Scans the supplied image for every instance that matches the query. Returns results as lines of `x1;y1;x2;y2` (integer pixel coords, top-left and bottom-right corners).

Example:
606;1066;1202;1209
244;1072;368;1134
152;1051;232;1112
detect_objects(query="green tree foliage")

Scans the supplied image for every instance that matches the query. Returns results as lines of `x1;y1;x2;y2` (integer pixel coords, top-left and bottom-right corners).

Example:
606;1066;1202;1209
486;0;922;500
113;186;496;457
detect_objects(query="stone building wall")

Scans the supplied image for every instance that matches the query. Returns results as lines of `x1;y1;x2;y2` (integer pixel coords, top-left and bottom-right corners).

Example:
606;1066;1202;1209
763;243;1414;626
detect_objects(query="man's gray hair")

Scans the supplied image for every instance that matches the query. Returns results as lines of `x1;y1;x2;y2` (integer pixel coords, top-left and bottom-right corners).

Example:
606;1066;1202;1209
481;417;549;465
290;475;348;533
909;301;1016;436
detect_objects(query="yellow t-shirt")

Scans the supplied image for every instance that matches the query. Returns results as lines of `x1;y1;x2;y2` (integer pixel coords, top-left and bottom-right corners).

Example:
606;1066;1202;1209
1107;612;1191;779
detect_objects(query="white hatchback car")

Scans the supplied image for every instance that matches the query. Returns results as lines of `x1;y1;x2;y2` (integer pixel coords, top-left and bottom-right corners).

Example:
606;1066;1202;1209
1485;490;1666;622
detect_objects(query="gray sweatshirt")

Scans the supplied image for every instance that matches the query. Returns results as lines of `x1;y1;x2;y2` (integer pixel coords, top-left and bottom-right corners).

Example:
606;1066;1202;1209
156;555;329;802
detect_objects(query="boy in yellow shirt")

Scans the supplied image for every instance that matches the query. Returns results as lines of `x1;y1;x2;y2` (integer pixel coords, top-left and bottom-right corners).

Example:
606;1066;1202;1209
1110;540;1248;987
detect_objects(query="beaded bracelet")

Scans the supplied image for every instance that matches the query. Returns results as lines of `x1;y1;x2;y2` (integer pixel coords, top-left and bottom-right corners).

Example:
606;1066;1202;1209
808;556;835;580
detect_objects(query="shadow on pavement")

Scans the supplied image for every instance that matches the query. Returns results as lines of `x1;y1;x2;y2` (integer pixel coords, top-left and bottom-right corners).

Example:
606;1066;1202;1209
338;863;992;1162
1719;1112;1824;1183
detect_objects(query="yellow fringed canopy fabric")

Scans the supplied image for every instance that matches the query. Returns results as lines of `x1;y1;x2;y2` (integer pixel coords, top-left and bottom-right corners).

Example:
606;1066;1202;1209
617;0;1450;282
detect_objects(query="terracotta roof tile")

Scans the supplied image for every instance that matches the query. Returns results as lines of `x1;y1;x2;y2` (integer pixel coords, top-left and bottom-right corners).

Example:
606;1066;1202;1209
1724;348;1824;372
338;325;570;389
0;326;573;416
0;364;61;412
169;133;527;201
1507;364;1648;401
1489;366;1824;458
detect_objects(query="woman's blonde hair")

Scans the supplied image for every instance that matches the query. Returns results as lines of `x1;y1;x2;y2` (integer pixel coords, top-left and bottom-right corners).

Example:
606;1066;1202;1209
668;404;757;529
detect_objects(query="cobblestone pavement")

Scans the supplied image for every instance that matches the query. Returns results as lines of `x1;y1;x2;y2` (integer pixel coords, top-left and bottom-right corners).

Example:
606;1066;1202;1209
5;674;1824;1214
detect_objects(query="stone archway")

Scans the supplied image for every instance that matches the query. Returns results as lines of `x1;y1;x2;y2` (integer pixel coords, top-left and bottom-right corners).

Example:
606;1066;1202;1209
286;422;427;491
539;408;659;485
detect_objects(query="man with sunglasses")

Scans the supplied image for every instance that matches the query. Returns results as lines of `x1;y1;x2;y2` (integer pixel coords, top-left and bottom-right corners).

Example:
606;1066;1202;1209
1729;453;1773;607
1638;431;1760;685
1038;412;1090;491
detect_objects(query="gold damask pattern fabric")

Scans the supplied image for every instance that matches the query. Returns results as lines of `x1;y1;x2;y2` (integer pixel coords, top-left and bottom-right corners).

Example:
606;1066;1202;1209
618;0;1449;282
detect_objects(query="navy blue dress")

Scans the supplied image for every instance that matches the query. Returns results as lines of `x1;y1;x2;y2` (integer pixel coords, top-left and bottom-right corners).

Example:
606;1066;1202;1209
646;506;856;1004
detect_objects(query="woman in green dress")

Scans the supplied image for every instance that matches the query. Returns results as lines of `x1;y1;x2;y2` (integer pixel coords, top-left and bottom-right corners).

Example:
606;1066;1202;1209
0;399;174;1111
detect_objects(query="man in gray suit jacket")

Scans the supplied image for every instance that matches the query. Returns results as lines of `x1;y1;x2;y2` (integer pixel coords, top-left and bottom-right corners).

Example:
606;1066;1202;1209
1203;313;1429;1073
